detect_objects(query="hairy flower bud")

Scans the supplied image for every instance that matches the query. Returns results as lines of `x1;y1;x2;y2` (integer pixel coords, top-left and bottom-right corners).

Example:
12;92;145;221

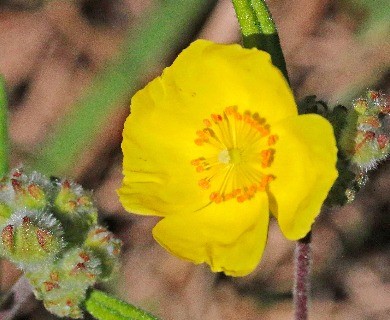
0;168;53;211
0;168;122;318
84;226;122;279
0;210;64;268
340;91;390;171
27;248;101;319
53;179;98;245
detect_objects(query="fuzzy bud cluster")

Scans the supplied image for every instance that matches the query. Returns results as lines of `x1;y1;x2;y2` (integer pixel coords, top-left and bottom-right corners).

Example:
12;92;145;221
0;168;122;318
340;91;390;171
338;91;390;202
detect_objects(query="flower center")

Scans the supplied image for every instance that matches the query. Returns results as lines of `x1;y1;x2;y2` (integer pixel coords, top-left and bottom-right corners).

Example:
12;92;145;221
191;106;278;204
228;148;242;164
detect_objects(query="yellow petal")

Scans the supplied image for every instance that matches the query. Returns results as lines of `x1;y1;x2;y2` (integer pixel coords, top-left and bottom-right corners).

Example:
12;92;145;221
268;114;338;240
152;193;269;276
162;39;297;125
118;39;297;216
117;77;213;216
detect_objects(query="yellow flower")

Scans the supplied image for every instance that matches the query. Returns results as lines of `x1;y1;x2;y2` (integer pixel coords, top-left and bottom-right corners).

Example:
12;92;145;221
118;40;338;276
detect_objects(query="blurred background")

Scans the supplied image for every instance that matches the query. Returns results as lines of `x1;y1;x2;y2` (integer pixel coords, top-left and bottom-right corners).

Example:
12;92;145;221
0;0;389;319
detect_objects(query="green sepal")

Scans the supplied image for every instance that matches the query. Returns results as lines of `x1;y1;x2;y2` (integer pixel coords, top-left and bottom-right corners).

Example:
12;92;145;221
0;203;11;227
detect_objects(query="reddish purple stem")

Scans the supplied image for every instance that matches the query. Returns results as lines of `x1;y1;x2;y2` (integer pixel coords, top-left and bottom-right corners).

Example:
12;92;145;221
294;232;312;320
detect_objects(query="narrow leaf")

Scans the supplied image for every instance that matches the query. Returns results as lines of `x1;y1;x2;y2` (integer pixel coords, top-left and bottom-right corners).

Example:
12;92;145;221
85;289;159;320
231;0;289;81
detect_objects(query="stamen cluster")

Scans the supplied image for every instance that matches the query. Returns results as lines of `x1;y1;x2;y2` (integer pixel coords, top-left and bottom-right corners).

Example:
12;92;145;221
191;106;277;204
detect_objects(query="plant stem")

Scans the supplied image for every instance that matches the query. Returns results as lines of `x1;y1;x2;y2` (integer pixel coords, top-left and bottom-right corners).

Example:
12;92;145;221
84;289;159;320
231;0;289;81
0;277;33;320
0;75;9;176
294;232;312;320
0;75;9;293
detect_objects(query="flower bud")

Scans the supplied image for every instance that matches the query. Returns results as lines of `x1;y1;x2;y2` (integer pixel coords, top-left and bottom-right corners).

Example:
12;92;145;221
53;180;98;245
84;226;122;280
26;248;101;319
0;168;123;319
1;168;53;211
0;210;64;268
340;90;390;171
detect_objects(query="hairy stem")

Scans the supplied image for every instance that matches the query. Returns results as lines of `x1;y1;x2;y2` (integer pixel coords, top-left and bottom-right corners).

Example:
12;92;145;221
0;277;33;320
0;75;8;176
294;232;312;320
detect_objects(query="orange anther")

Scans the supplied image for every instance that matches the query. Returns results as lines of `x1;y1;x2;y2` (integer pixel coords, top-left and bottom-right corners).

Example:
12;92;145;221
258;175;274;191
225;107;234;116
258;127;270;137
194;138;204;146
234;112;242;121
191;159;201;166
247;184;257;196
224;193;233;201
237;194;247;203
246;190;254;197
268;135;278;146
261;149;274;168
211;114;223;122
244;115;253;124
214;195;223;204
210;192;222;203
203;119;212;127
232;189;241;196
196;130;206;137
267;175;275;183
196;166;204;173
198;179;210;190
210;192;219;201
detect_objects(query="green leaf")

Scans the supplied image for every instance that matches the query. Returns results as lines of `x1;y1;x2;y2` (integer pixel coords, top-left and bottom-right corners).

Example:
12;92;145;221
231;0;289;81
84;289;159;320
